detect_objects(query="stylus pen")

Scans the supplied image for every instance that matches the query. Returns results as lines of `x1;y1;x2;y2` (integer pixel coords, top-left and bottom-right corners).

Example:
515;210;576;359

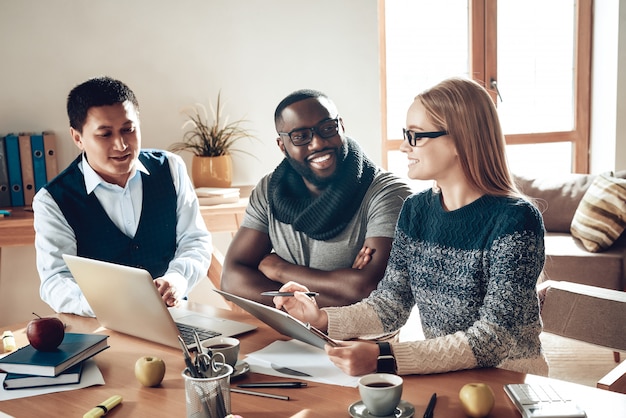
261;291;319;297
238;382;308;388
231;388;290;401
423;392;437;418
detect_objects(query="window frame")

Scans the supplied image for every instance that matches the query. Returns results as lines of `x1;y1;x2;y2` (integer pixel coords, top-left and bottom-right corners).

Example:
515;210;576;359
379;0;592;174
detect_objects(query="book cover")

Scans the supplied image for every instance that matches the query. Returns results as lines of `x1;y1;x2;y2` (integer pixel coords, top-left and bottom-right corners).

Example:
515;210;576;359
2;361;83;390
4;133;24;207
18;133;35;206
43;131;59;181
0;333;109;377
0;136;11;207
195;187;240;205
30;133;47;192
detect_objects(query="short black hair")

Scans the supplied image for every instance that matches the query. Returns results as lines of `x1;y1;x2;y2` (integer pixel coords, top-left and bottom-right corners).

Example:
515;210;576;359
67;76;139;132
274;89;329;125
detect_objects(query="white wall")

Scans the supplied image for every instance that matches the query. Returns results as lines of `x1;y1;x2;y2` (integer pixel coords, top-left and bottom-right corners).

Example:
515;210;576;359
0;0;381;185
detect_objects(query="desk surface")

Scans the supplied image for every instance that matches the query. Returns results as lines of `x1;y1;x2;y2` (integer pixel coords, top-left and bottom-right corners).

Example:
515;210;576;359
1;302;625;417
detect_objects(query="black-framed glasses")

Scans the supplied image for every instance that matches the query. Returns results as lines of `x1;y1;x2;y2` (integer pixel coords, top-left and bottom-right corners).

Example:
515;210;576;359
402;128;448;147
278;117;340;146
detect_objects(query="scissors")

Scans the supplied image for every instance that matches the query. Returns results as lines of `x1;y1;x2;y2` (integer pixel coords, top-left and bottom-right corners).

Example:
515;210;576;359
191;330;227;377
195;351;226;378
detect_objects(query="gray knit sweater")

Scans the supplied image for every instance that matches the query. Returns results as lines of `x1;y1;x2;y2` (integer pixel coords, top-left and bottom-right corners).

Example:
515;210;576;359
325;189;549;375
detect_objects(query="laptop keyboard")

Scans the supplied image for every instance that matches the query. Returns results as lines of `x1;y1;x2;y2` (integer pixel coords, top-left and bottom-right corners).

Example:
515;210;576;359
176;322;221;346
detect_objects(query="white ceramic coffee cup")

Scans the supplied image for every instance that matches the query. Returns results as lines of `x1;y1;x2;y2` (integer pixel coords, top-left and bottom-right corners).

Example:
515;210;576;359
358;373;403;416
202;336;240;368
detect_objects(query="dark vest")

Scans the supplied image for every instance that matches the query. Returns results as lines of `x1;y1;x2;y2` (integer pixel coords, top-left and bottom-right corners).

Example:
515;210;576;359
46;150;177;277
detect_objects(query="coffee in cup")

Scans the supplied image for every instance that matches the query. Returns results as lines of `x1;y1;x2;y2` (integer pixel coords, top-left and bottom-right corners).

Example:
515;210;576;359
358;373;403;416
202;336;240;368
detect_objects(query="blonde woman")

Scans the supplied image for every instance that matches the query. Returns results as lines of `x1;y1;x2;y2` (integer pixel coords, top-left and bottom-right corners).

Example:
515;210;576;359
274;77;548;376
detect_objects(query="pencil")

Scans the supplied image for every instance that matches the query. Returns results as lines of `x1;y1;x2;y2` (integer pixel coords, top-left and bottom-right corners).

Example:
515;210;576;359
230;388;290;401
261;291;319;297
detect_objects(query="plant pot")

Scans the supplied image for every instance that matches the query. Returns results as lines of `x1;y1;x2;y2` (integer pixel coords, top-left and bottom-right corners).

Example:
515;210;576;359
191;155;233;188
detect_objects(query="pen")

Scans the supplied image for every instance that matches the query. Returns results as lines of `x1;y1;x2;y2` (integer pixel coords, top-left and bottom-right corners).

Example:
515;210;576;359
423;392;437;418
231;388;290;401
238;381;308;388
261;291;319;297
83;395;123;418
178;335;199;378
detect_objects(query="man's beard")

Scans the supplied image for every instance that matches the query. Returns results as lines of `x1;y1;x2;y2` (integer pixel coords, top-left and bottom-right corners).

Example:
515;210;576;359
284;144;345;189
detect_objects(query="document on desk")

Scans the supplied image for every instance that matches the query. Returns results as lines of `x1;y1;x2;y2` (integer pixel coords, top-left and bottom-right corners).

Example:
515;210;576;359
244;339;360;387
0;359;104;400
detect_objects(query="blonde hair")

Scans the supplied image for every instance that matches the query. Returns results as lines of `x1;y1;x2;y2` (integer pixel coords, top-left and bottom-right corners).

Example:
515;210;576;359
416;77;521;198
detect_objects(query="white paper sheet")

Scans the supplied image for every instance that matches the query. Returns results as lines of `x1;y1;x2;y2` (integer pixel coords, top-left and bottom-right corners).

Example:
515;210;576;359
244;339;360;387
0;358;104;400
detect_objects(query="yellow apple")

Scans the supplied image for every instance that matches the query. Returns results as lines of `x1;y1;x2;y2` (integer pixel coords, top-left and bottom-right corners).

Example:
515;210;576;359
459;382;495;417
134;356;166;387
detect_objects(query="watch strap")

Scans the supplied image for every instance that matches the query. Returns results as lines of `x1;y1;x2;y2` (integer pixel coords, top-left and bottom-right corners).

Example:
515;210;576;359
376;342;396;373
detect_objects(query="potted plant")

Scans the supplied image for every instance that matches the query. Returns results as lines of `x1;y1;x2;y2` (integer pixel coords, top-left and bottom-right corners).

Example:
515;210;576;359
170;92;257;188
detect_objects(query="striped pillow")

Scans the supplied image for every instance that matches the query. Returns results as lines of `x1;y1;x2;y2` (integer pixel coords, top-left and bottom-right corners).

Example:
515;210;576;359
570;174;626;252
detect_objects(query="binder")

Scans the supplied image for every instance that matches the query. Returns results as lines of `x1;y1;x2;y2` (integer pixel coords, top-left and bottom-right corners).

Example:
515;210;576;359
18;133;35;206
43;131;59;181
31;132;47;191
0;136;11;207
4;133;24;207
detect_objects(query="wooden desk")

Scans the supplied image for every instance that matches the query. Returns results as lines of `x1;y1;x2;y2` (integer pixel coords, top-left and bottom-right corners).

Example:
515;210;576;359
2;303;625;417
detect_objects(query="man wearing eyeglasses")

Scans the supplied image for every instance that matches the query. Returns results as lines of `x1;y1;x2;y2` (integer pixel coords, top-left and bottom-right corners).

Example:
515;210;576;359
221;89;411;307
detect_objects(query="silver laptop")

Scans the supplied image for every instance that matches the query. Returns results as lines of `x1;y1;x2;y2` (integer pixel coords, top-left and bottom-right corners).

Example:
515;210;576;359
62;254;256;349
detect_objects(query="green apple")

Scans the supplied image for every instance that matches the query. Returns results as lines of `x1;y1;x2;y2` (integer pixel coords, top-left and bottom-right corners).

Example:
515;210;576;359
134;356;166;387
459;382;495;417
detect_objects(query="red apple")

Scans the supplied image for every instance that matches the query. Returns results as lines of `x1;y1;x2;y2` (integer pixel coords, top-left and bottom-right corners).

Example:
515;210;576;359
26;313;65;352
135;355;166;387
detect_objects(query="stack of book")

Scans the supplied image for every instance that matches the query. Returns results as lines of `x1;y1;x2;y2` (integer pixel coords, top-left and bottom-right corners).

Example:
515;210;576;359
0;333;108;390
195;187;240;205
0;131;59;208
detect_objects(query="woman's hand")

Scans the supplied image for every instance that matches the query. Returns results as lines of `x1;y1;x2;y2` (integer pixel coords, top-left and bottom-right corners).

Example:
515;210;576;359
273;281;328;331
325;341;379;376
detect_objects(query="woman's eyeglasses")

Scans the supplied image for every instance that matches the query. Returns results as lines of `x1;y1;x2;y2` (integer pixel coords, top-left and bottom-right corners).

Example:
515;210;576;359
402;128;448;147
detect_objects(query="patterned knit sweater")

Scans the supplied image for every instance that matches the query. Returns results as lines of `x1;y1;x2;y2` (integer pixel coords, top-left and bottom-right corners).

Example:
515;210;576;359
324;189;549;376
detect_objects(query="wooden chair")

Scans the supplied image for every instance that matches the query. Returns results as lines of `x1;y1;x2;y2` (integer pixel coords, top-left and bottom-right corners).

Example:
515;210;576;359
538;280;626;393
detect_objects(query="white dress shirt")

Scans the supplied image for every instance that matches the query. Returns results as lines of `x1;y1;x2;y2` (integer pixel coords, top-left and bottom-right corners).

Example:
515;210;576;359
33;151;212;317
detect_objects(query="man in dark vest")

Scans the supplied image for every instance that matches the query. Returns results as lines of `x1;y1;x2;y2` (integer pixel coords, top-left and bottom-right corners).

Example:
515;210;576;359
33;76;212;317
221;89;411;307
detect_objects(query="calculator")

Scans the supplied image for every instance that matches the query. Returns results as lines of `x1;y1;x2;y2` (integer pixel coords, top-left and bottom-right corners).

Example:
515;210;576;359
504;383;587;418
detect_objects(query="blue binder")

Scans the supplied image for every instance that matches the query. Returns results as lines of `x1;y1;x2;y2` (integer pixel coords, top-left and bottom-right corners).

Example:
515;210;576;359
4;134;24;207
0;136;11;207
31;133;47;191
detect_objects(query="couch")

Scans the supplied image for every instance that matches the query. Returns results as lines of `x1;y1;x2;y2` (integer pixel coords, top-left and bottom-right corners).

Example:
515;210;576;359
514;171;626;292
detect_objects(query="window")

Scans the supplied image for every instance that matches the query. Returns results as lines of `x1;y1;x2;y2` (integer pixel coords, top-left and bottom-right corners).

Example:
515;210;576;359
380;0;591;181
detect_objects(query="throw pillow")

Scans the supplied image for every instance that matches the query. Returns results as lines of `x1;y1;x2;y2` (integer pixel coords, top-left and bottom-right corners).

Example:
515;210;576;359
570;174;626;252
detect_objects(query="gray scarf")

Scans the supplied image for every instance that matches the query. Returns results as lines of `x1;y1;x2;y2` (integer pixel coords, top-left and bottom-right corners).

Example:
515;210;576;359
268;137;376;240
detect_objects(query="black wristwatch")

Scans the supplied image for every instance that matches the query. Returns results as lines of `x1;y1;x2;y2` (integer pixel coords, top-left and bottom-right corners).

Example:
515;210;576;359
376;341;396;374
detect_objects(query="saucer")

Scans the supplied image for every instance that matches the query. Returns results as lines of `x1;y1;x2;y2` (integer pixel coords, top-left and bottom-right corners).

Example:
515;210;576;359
348;399;415;418
230;361;250;379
